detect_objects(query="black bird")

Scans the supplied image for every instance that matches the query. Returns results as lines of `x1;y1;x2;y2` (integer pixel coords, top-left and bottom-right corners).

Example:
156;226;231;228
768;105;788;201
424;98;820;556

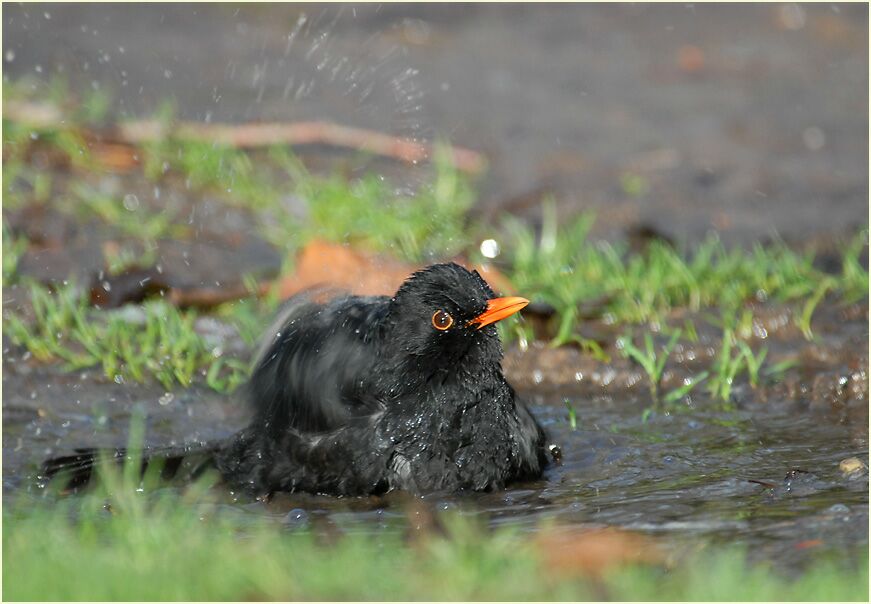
43;263;547;496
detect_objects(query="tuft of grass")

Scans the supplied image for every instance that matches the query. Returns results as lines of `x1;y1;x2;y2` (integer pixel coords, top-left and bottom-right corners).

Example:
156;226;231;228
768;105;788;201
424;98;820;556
617;329;681;401
564;399;578;431
841;228;869;302
662;370;710;404
279;144;475;263
102;243;159;275
735;340;767;389
2;112;94;170
706;328;769;403
3;281;248;391
2;222;29;285
502;209;866;345
76;84;113;126
797;277;835;341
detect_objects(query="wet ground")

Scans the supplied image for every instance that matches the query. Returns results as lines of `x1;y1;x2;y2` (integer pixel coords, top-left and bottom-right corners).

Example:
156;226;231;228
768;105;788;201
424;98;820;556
2;1;868;579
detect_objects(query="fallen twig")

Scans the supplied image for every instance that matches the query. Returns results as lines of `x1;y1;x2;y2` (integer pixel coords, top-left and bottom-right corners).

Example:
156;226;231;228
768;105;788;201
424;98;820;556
3;100;487;174
117;119;486;174
166;283;268;309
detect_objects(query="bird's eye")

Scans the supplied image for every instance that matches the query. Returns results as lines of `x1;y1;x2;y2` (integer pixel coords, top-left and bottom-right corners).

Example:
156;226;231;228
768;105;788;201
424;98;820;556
431;310;454;331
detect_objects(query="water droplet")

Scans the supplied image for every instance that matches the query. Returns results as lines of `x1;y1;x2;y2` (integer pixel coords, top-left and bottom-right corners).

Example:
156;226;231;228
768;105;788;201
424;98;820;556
158;392;174;406
122;193;140;211
34;64;43;73
43;11;51;19
283;508;309;526
5;49;15;62
480;239;500;259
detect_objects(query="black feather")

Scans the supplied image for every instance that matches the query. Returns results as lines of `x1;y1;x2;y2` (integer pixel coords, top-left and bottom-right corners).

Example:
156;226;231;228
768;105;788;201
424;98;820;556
42;263;547;497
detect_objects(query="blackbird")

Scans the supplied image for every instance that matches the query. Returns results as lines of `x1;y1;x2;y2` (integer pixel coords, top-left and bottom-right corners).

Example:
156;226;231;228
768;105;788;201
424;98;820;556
42;263;547;496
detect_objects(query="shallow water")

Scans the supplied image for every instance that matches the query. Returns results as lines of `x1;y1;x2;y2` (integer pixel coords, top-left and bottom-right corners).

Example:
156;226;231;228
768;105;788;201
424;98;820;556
255;390;868;572
4;357;867;575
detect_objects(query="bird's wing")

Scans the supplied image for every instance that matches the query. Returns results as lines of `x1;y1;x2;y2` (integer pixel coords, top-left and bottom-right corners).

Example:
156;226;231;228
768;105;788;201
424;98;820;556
246;292;390;435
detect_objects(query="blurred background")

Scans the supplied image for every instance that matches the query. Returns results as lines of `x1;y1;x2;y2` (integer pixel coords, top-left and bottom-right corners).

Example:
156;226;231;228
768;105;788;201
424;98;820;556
4;3;867;245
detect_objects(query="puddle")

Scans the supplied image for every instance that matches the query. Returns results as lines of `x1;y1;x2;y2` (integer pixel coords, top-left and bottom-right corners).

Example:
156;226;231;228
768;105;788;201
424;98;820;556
3;354;867;576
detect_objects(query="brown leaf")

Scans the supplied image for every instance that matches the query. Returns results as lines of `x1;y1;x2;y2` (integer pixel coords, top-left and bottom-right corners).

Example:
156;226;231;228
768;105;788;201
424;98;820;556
90;140;140;172
676;45;706;74
272;240;515;300
535;526;665;578
274;240;418;299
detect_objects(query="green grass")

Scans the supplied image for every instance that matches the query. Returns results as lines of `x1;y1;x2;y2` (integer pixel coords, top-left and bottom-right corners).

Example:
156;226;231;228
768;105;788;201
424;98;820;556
706;328;769;403
2;220;29;283
500;207;867;345
3;281;249;391
1;81;868;396
564;398;578;431
617;329;682;401
67;182;188;242
3;457;867;601
280;144;476;263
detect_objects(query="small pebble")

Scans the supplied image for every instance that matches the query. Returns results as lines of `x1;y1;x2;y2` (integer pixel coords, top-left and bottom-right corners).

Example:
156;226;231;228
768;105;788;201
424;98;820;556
827;503;850;515
839;457;868;478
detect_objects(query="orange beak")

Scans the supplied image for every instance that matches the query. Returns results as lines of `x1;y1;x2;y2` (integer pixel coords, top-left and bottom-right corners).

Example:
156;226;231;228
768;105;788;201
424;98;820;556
469;296;529;329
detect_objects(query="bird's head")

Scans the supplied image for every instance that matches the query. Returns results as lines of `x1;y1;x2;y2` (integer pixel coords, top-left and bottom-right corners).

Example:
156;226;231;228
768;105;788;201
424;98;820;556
385;263;528;372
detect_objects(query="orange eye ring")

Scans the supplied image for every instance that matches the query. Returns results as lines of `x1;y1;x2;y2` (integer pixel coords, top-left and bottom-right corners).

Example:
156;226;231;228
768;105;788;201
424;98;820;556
431;310;454;331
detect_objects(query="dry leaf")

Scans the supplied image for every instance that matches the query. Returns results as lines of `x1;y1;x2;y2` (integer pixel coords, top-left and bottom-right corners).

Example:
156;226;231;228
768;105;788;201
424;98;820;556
273;240;514;300
535;526;665;578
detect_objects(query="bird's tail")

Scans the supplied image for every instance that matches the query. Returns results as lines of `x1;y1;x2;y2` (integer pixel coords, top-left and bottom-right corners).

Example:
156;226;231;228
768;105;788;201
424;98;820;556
39;442;223;492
